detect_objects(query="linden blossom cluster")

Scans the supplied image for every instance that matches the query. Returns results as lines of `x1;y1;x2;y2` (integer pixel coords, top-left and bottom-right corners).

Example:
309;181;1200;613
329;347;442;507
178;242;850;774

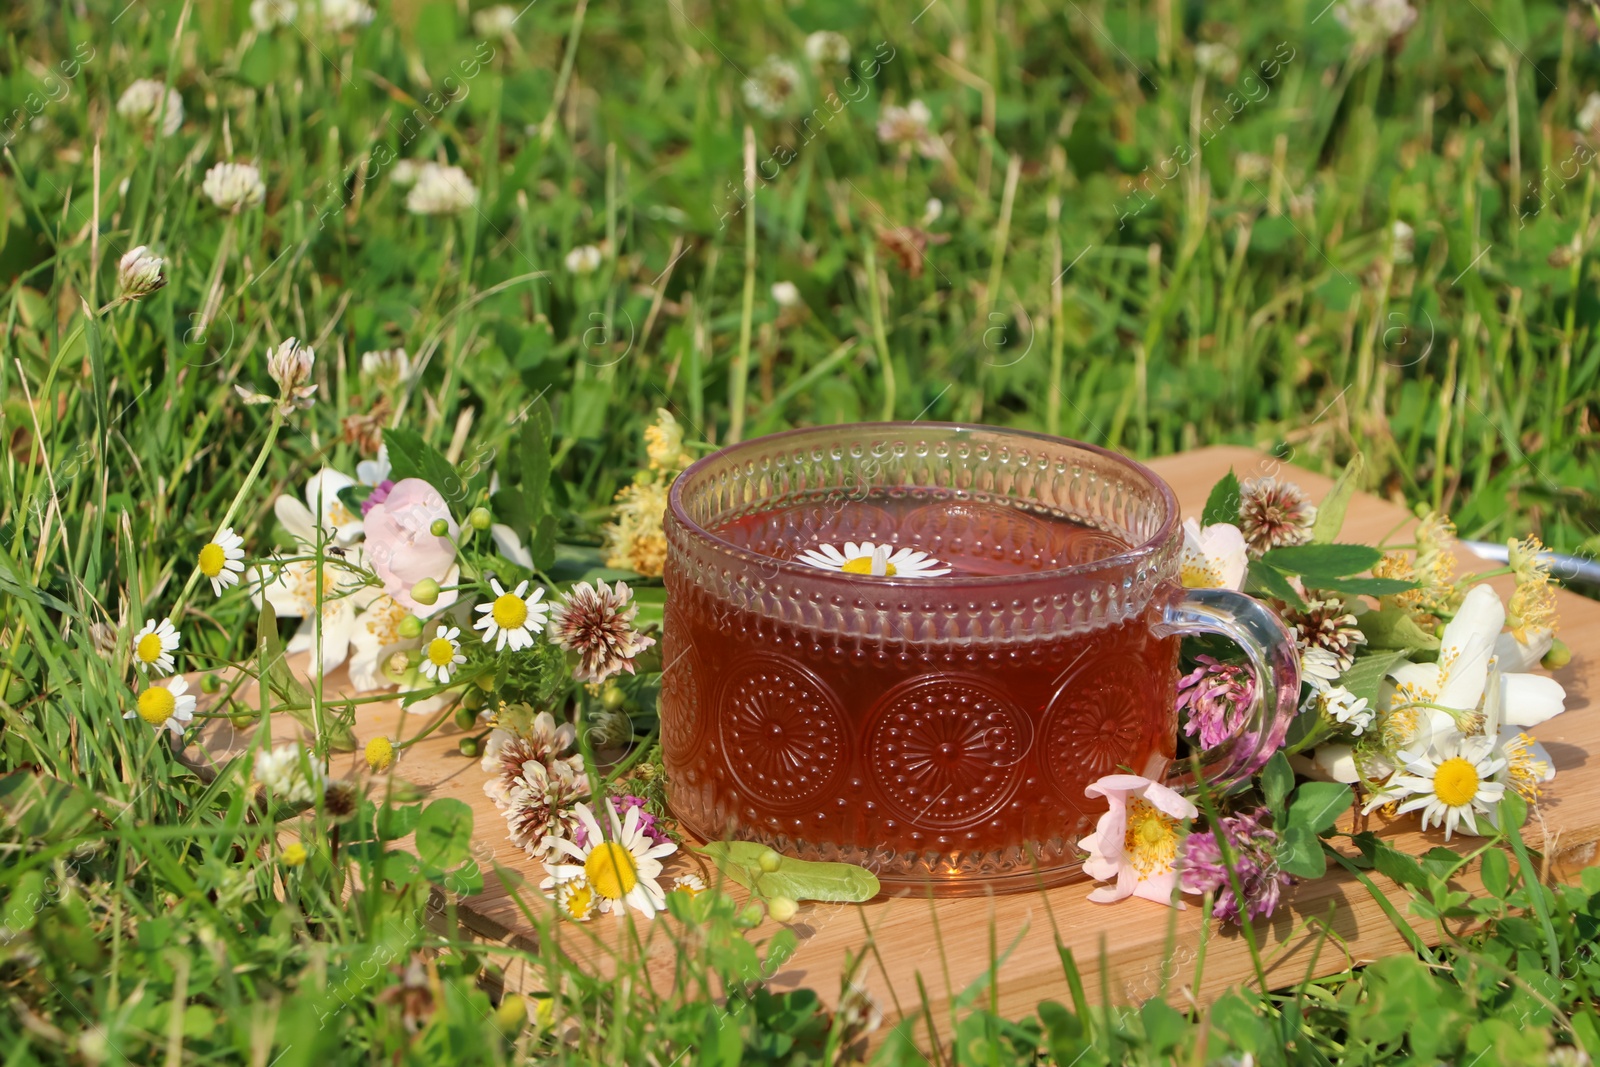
1081;457;1574;924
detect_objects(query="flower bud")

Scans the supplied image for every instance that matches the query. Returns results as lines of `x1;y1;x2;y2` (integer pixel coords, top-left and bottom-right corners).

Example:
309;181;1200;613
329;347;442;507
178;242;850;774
469;506;492;531
398;613;425;638
409;579;439;607
200;673;222;694
1542;637;1572;670
601;685;627;710
757;848;782;873
116;246;167;301
766;896;798;922
430;518;451;537
493;994;527;1033
454;705;478;729
459;736;480;757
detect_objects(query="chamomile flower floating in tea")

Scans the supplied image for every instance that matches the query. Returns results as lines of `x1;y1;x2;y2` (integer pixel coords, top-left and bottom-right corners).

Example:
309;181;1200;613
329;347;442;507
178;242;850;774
1368;736;1505;840
197;527;246;596
474;579;550;651
131;618;180;676
795;541;952;578
125;676;196;739
540;802;677;919
419;626;466;685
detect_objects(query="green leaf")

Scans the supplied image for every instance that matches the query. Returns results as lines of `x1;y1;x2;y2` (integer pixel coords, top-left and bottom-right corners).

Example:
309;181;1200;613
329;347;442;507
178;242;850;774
1276;824;1327;878
520;399;554;520
1313;577;1418;597
1311;453;1364;543
1245;560;1306;609
383;428;468;516
1372;840;1428;892
1259;543;1382;579
414;798;474;870
376;802;423;841
1480;847;1511;899
1333;648;1412;710
1259;751;1294;821
530;514;559;571
492;486;534;546
1286;782;1351;835
1358;606;1441;651
700;842;880;903
1200;470;1241;527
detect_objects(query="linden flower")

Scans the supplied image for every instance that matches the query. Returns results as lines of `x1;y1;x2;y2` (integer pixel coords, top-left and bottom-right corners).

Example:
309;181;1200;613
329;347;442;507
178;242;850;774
643;408;693;472
125;675;196;739
420;626;466;685
1368;736;1505;840
795;541;952;578
116;79;183;137
540;802;678;919
405;163;478;216
548;581;657;684
474;578;550;651
564;245;603;275
132;618;180;676
1081;774;1198;907
1179;519;1247;590
197;527;246;596
603;479;670;577
202;161;266;213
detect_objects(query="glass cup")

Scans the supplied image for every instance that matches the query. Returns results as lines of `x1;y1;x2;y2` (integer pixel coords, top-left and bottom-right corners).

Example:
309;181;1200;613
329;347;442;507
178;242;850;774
660;423;1300;895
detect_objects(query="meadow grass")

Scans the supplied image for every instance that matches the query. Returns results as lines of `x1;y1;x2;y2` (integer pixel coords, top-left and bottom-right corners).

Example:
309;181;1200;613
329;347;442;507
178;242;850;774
2;0;1599;1062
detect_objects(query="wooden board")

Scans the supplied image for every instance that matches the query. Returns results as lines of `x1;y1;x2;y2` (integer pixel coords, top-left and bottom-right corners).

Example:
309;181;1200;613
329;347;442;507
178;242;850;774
189;446;1600;1033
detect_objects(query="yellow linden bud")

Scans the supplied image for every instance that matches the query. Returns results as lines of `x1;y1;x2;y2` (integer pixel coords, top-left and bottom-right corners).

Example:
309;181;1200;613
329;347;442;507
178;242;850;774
1542;637;1572;670
398;614;425;639
468;506;492;531
281;842;307;867
766;896;799;923
365;736;395;772
757;848;782;872
410;579;440;606
493;994;526;1033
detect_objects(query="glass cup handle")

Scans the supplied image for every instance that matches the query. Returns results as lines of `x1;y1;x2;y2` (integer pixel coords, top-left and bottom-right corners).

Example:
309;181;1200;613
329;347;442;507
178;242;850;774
1152;586;1302;793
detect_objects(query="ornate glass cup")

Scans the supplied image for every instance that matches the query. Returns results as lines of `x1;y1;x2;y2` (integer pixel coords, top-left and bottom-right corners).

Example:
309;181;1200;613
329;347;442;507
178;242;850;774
660;423;1299;895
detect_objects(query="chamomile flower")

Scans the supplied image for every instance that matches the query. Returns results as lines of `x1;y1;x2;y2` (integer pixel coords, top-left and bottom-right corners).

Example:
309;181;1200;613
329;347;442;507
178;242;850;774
555;877;597;922
197;527;247;595
794;541;952;578
473;578;550;651
125;676;196;739
132;618;180;676
1370;736;1506;840
420;626;466;685
540;802;677;919
671;873;707;898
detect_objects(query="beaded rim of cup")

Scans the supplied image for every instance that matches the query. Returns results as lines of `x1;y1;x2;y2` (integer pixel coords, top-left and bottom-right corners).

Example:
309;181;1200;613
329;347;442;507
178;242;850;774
667;421;1181;589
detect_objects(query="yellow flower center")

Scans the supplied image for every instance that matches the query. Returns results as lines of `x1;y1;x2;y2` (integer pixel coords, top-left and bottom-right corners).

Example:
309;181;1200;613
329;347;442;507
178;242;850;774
563;882;596;920
364;736;395;772
1180;558;1222;589
841;556;897;576
1433;757;1481;808
584;841;638;900
137;686;176;726
198;542;226;577
136;632;164;663
426;637;457;667
1122;797;1180;879
492;593;528;630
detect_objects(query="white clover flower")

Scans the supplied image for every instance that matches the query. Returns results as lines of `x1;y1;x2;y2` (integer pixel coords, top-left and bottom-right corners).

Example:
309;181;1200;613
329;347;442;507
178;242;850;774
254;744;325;806
922;197;943;224
1193;42;1239;81
877;100;938;157
116;246;167;301
1334;0;1417;44
742;57;803;118
251;0;299;29
770;281;801;308
1391;220;1414;265
1578;92;1600;135
565;244;603;275
236;337;317;416
318;0;374;32
1235;151;1271;183
405;163;477;215
116;79;183;137
473;4;519;37
804;30;851;66
390;158;425;187
202;161;266;213
360;347;412;386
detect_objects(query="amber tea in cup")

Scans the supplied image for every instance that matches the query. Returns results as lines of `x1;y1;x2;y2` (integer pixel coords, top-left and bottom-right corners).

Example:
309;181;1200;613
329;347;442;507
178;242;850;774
660;424;1299;895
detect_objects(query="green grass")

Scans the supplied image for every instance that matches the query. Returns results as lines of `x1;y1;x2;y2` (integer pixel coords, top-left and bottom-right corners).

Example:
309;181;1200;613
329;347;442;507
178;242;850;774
2;0;1599;1062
